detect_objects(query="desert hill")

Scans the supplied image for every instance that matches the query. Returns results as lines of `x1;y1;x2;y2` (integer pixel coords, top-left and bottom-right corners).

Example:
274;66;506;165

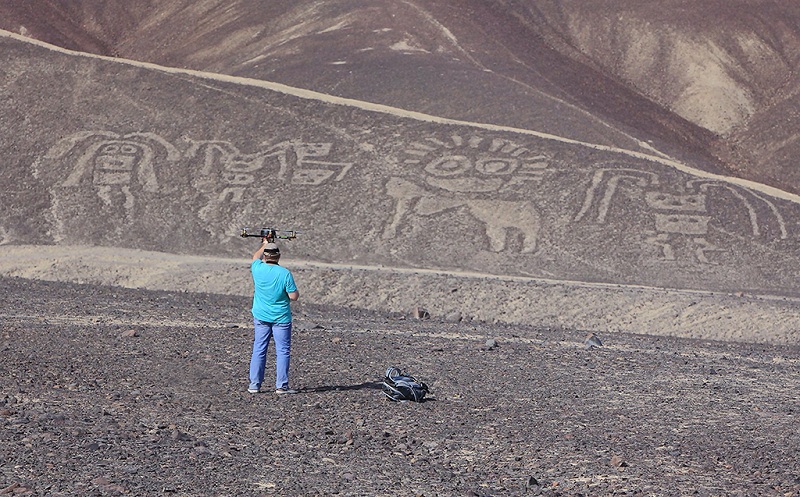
3;1;800;194
2;2;800;344
1;29;800;344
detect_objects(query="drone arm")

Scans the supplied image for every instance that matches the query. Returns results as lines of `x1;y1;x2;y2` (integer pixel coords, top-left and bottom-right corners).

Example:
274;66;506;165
240;228;299;241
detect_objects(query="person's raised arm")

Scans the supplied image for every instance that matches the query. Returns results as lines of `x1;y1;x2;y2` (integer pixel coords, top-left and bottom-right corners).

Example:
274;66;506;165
252;237;268;261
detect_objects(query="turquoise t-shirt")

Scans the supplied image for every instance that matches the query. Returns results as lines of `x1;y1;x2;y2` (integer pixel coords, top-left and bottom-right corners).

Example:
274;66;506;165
251;260;297;323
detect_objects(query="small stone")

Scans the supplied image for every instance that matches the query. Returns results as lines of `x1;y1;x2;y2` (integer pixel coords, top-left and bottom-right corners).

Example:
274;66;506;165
610;454;627;468
120;329;138;338
485;339;498;350
171;430;192;441
411;306;430;320
584;333;603;349
444;311;462;323
193;445;214;456
92;477;126;492
0;483;20;495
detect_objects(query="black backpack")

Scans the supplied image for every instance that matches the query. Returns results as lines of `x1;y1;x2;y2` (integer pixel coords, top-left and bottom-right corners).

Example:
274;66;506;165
382;366;429;402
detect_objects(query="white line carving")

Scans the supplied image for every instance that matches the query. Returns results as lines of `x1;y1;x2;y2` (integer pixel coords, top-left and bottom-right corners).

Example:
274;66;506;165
385;134;550;253
184;139;354;227
39;131;181;230
576;169;791;264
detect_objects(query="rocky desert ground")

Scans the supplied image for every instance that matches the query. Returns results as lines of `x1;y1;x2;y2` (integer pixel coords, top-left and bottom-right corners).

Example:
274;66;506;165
2;275;800;496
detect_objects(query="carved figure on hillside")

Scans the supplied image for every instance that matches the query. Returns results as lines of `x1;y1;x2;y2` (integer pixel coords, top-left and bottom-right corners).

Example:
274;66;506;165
574;168;788;264
34;131;181;239
383;135;551;253
185;139;353;229
52;131;180;200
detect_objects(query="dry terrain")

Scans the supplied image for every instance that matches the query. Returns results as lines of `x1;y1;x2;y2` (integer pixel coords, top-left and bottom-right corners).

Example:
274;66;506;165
3;1;800;192
2;276;799;496
2;2;800;495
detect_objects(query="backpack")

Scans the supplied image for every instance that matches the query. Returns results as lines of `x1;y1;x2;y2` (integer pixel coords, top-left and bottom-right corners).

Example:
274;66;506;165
382;366;429;402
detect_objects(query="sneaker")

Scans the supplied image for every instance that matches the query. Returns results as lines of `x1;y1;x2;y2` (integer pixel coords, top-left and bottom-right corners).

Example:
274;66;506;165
275;388;299;395
247;387;260;394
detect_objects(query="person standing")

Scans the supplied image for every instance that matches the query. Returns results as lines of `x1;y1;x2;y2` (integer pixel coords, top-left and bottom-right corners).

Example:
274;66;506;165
248;237;300;394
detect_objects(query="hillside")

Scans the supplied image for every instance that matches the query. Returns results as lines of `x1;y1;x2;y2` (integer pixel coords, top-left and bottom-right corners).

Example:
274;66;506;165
1;3;800;344
3;1;800;194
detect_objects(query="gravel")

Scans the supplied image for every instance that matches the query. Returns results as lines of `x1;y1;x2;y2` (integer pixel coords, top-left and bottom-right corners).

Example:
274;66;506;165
1;276;799;496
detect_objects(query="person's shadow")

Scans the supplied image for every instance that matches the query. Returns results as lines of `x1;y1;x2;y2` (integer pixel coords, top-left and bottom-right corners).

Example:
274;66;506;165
300;381;436;402
301;381;384;393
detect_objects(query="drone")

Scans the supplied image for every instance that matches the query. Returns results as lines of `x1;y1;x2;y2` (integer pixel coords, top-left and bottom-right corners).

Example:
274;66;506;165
240;227;301;243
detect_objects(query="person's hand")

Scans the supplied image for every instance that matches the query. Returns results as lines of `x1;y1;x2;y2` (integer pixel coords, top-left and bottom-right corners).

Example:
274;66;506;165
261;236;269;245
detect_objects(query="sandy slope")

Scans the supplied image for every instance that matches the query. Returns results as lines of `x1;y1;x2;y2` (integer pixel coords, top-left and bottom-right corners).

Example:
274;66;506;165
2;244;798;346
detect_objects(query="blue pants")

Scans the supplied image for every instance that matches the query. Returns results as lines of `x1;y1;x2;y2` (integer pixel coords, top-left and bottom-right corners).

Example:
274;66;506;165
249;319;292;391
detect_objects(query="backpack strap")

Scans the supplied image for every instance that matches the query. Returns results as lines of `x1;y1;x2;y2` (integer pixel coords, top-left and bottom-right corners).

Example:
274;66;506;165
385;366;402;380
